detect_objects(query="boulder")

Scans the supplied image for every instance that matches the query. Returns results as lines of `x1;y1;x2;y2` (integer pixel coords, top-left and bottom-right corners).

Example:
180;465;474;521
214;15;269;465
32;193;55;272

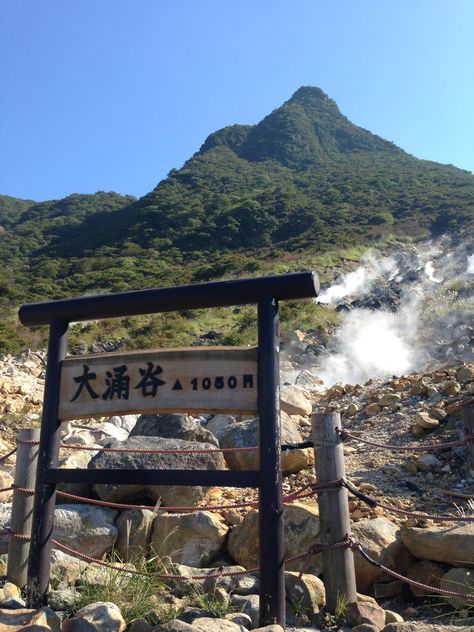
0;503;11;554
280;385;312;416
150;511;228;567
406;559;446;597
205;415;237;442
57;449;94;501
115;509;155;562
228;502;321;574
130;414;219;446
220;413;309;474
439;567;474;609
89;436;227;507
401;523;474;567
285;571;325;616
62;601;126;631
229;594;259;627
0;606;61;631
345;600;386;631
192;617;248;631
413;412;439;430
351;518;412;593
53;504;118;559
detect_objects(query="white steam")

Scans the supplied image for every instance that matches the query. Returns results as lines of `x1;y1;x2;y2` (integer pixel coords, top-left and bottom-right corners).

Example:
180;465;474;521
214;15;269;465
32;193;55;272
314;239;473;387
317;253;398;304
317;308;415;386
468;254;474;275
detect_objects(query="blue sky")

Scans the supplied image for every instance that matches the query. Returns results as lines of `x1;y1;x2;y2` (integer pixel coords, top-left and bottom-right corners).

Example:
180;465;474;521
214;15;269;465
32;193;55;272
1;0;473;201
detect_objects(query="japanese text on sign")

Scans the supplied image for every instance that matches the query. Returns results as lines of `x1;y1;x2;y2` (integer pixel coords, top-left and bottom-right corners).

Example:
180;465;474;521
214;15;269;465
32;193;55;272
59;347;258;420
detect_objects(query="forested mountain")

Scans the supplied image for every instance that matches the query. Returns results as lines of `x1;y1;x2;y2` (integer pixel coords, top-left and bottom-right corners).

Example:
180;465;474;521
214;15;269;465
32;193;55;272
1;86;473;350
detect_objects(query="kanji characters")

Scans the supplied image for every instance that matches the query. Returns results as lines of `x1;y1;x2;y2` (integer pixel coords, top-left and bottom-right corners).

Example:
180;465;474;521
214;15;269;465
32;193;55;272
103;365;130;400
135;362;165;397
70;365;99;402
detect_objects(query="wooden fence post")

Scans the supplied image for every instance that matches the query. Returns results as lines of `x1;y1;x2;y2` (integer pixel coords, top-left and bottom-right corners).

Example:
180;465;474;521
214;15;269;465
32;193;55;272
312;412;357;612
7;428;40;588
462;404;474;471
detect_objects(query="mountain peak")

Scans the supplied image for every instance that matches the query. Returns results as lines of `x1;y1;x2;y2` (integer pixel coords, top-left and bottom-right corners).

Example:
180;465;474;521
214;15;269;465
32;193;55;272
199;86;401;167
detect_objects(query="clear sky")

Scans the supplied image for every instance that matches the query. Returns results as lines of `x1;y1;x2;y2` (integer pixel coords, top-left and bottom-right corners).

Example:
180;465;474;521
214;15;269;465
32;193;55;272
1;0;473;202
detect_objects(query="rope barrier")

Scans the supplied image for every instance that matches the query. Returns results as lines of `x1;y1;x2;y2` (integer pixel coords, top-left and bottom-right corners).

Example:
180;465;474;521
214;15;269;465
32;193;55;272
17;438;259;454
342;479;474;523
348;537;474;600
6;525;474;600
336;428;474;452
12;480;341;513
0;447;17;463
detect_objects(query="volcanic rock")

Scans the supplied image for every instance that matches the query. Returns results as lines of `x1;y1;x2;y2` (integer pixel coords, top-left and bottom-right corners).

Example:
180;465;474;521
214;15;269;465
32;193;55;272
219;412;309;473
150;510;228;567
228;501;321;574
401;523;474;567
62;601;126;631
351;518;412;593
89;436;226;507
53;504;118;559
130;413;219;446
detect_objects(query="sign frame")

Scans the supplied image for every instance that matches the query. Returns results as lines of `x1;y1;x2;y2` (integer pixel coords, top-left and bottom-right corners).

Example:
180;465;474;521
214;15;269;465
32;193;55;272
19;271;320;627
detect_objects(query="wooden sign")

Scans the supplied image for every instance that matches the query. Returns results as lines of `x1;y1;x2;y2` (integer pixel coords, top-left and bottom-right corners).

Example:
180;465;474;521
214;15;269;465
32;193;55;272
58;346;258;420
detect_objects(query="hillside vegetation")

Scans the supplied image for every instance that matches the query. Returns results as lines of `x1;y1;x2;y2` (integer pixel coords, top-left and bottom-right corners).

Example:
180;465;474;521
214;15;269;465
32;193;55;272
1;87;473;351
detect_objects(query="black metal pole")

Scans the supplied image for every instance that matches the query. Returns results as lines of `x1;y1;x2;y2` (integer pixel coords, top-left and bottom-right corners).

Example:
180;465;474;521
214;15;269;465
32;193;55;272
19;271;320;326
27;319;68;608
258;297;285;627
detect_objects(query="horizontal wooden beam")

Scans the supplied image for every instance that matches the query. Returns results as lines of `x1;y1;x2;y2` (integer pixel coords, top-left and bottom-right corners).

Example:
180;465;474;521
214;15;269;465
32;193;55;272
19;271;319;326
46;468;260;488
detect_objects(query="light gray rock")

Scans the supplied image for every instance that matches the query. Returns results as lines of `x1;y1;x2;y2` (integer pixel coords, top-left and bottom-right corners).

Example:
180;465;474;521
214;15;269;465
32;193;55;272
230;594;260;627
228;502;321;574
89;436;226;507
115;509;155;562
150;511;228;567
53;504;118;559
206;415;237;442
224;612;252;628
130;413;219;446
351;518;412;593
280;385;312;416
193;617;248;631
220;413;308;474
440;567;474;608
0;606;61;631
62;601;126;631
57;449;94;501
0;503;11;554
401;523;474;567
285;571;325;616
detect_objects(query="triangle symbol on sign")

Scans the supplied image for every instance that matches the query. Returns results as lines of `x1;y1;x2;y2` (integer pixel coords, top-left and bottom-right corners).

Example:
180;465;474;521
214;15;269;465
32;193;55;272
172;379;183;391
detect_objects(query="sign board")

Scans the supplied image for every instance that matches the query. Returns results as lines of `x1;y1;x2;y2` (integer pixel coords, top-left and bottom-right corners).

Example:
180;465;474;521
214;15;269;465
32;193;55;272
59;346;258;420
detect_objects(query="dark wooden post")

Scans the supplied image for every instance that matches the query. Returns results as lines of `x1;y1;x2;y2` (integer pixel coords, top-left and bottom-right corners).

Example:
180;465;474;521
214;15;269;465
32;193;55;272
462;404;474;471
27;319;68;608
7;428;40;588
258;297;285;627
312;412;357;612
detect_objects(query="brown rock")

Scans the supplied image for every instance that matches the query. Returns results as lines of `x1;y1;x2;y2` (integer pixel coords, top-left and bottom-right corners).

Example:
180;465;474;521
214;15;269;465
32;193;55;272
440;567;474;608
406;560;446;597
365;403;381;417
150;511;228;567
401;523;474;567
0;607;61;631
228;502;321;574
351;518;412;593
345;600;386;631
413;412;438;430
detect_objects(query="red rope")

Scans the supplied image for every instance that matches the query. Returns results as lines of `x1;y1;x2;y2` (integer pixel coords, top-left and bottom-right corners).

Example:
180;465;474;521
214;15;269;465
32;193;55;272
18;438;257;454
337;428;474;452
350;538;474;600
0;447;17;463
